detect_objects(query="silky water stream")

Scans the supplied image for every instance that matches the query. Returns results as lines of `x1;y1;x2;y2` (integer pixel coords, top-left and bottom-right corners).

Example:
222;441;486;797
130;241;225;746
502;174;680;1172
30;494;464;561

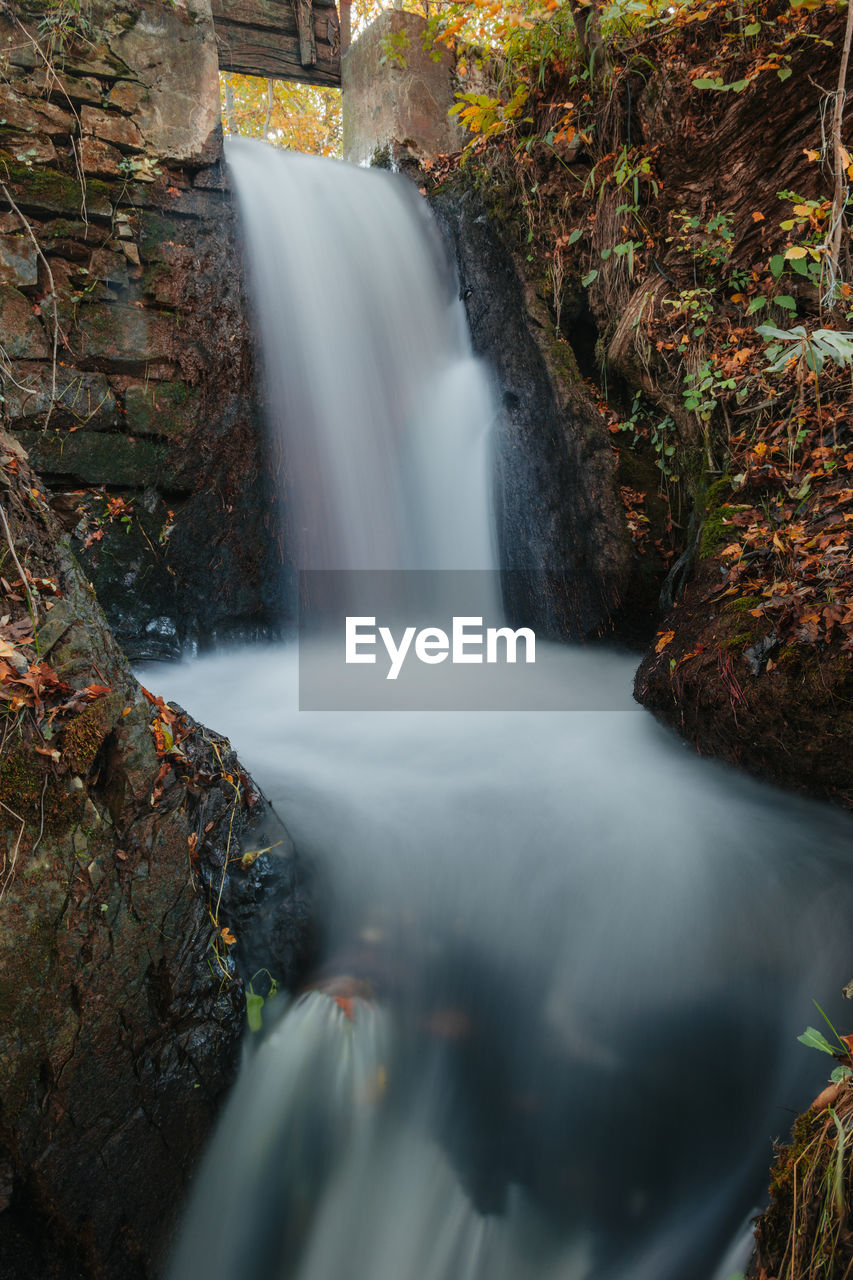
155;141;853;1280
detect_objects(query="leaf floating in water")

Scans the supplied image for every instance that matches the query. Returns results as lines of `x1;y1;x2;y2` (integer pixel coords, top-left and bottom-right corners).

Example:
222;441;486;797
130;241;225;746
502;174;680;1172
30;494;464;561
333;995;356;1021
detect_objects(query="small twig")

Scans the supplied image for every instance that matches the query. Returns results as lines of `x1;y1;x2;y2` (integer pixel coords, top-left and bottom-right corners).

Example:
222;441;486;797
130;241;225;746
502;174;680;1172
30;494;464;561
263;78;274;139
0;182;62;428
0;796;25;903
0;498;38;627
223;76;238;137
0;343;43;397
30;772;48;856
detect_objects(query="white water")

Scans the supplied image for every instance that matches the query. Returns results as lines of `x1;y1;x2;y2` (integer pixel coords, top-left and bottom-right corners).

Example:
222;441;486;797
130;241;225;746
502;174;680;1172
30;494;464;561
161;142;853;1280
227;139;495;573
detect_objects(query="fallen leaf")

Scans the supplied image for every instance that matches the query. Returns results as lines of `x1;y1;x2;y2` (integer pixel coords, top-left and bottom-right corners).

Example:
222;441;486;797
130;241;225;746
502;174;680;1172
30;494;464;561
655;629;675;653
810;1082;843;1112
333;995;356;1020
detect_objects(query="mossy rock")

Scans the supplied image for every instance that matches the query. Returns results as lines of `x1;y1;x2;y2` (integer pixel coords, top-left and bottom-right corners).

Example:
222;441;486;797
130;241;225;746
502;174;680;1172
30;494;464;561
705;476;735;510
137;210;182;261
61;691;125;777
15;428;182;489
725;595;763;615
124;379;201;438
0;742;78;830
0;159;112;220
700;503;737;558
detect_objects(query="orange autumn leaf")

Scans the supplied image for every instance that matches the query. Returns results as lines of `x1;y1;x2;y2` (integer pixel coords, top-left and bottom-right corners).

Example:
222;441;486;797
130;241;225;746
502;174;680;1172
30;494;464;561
655;630;675;654
333;995;356;1020
220;927;237;946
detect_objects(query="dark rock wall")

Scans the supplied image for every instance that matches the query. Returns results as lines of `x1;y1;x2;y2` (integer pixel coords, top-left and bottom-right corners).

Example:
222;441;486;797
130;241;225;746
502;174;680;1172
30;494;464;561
0;0;281;659
433;184;633;639
0;428;315;1278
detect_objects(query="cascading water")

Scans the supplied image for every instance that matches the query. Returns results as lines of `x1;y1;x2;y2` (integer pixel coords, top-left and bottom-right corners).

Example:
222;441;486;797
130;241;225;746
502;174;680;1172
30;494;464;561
157;140;853;1280
227;140;495;574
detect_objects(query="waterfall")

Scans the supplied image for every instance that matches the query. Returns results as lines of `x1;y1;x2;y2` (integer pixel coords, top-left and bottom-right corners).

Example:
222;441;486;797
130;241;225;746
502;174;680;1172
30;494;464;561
158;141;853;1280
226;139;496;574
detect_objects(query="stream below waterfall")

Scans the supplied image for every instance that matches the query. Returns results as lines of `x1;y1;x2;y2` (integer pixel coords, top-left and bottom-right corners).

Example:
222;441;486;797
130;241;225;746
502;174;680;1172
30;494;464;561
152;141;853;1280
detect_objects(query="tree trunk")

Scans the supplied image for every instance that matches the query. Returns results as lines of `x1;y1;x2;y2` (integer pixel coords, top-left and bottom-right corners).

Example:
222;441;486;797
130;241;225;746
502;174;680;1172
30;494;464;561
341;0;351;55
567;0;609;78
827;0;853;303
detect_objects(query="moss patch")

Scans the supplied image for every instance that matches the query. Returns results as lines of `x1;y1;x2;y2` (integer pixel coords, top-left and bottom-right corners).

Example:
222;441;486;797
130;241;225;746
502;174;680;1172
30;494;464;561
61;692;124;777
0;743;76;831
0;159;112;219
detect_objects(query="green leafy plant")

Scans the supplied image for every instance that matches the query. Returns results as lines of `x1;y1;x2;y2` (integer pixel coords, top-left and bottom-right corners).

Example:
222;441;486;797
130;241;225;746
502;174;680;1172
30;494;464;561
669;208;736;288
683;359;737;423
450;83;530;142
765;192;831;300
664;287;716;330
615;391;678;479
35;0;92;49
601;237;643;275
246;970;280;1034
798;1002;853;1085
378;27;411;69
758;324;853;375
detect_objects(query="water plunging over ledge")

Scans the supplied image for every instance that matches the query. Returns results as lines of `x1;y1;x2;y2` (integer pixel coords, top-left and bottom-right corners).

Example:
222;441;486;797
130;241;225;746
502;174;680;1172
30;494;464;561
156;141;853;1280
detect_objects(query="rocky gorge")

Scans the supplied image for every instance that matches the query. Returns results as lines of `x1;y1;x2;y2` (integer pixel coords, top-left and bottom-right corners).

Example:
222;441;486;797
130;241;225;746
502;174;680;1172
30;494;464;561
1;0;853;1276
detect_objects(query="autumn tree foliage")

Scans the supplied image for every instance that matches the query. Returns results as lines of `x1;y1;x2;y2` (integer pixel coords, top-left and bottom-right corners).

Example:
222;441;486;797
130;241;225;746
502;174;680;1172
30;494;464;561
221;74;343;155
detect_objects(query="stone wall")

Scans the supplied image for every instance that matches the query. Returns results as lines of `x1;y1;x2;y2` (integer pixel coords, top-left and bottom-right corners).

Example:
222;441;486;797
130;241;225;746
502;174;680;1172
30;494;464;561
342;10;463;165
0;0;281;659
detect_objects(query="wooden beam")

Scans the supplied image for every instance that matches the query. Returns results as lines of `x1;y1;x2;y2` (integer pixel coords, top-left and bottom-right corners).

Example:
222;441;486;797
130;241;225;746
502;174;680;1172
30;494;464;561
212;0;337;34
211;0;340;87
293;0;317;67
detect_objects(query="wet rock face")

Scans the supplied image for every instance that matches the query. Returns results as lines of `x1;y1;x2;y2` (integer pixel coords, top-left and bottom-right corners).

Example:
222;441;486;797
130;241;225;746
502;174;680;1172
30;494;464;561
634;560;853;809
433;185;633;639
0;0;282;659
0;439;314;1278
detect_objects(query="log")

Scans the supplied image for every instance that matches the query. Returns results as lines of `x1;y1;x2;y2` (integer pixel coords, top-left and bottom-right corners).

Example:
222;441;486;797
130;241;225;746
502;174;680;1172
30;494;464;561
293;0;318;67
212;0;336;34
211;0;340;86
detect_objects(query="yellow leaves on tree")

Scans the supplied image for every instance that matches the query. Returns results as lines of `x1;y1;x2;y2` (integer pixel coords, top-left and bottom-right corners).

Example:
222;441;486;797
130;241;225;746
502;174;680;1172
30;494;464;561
221;72;342;157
